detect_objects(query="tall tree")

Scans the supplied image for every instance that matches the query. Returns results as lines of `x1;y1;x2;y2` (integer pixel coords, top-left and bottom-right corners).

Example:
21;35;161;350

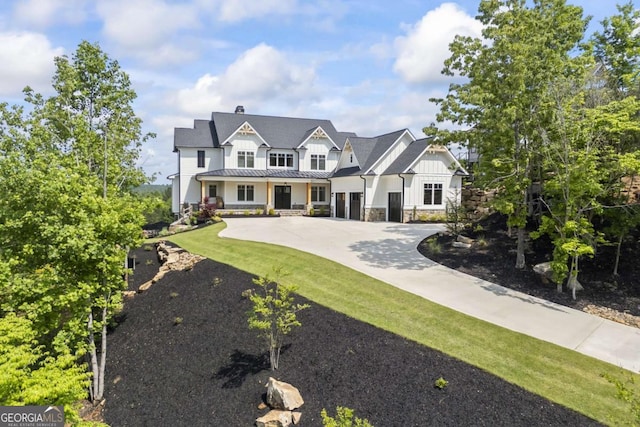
0;41;151;403
592;4;640;276
593;1;640;97
28;40;153;194
428;0;589;269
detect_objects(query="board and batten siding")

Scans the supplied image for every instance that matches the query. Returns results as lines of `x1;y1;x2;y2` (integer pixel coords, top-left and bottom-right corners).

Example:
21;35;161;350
370;133;413;175
224;135;267;169
299;139;339;172
178;147;222;208
403;151;463;208
367;175;403;208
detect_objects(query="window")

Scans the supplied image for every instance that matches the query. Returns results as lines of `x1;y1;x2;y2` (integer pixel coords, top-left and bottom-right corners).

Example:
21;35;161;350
238;151;254;168
311;154;326;170
269;152;293;167
208;185;217;198
349;154;353;163
424;183;443;205
311;186;326;202
197;150;205;168
237;185;254;201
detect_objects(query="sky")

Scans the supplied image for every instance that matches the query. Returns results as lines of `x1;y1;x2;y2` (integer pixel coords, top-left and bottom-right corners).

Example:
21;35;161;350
0;0;627;181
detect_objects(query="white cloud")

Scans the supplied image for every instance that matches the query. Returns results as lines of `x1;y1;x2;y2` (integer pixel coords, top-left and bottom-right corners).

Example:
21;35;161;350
96;0;199;49
171;43;317;117
0;32;64;96
393;3;482;84
199;0;298;23
13;0;88;28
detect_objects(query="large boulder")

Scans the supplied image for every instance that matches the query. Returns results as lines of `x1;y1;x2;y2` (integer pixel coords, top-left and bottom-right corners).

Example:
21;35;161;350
266;378;304;411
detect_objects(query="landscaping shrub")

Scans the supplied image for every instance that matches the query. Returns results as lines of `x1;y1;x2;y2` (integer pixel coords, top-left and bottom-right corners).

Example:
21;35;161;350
321;406;374;427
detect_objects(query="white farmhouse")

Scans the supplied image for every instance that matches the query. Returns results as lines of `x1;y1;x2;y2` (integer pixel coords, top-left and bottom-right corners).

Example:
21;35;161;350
170;107;467;222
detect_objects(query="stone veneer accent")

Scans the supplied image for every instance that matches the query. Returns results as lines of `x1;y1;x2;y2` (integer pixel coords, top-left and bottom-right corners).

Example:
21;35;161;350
364;207;386;222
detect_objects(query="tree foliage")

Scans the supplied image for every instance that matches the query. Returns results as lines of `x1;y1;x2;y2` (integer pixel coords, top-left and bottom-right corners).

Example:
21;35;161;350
429;0;588;269
245;268;309;371
430;0;640;295
0;40;151;409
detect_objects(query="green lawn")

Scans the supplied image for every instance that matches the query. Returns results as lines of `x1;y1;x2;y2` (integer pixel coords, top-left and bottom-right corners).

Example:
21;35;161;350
167;222;639;426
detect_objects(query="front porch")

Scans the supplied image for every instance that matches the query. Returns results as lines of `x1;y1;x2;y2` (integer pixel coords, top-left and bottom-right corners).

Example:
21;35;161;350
195;174;331;214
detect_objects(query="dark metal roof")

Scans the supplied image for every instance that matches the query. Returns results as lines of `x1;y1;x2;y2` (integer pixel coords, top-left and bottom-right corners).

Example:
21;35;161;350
330;166;362;178
196;169;332;179
383;137;433;175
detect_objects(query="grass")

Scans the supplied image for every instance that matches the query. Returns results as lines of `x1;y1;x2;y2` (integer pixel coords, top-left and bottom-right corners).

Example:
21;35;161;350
167;222;638;426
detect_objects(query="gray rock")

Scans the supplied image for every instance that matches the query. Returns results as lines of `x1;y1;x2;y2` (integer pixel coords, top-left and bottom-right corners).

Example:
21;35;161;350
452;241;472;249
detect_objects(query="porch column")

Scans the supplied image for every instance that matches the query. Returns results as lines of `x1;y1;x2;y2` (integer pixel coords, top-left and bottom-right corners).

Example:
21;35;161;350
200;180;205;204
266;182;273;211
305;183;312;214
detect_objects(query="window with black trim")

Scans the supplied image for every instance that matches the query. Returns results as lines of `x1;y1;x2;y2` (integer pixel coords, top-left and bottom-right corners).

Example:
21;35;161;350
197;150;205;168
269;152;293;167
424;183;443;205
208;185;217;198
237;184;254;201
311;186;326;202
311;154;326;170
238;151;255;168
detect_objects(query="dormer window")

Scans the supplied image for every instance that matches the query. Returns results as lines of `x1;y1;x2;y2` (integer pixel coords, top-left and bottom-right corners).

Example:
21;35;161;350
238;151;255;168
311;154;326;170
269;152;293;167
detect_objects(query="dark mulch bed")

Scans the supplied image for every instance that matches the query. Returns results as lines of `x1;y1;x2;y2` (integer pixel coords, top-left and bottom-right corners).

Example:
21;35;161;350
418;214;640;317
104;245;601;426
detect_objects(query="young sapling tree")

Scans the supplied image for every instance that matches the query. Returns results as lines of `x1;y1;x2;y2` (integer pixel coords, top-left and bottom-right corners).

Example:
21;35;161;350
245;268;309;370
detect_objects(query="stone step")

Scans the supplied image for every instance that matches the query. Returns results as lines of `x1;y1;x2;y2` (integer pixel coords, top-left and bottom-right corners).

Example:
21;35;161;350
276;210;306;216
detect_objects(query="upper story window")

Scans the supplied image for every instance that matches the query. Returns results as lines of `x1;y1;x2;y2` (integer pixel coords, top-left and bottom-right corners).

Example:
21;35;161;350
349;154;353;163
424;183;443;205
269;152;293;167
197;150;205;168
311;154;326;171
238;151;255;168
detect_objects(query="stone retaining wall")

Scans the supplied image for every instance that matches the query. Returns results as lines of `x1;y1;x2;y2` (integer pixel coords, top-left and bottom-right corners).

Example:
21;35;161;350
461;186;495;220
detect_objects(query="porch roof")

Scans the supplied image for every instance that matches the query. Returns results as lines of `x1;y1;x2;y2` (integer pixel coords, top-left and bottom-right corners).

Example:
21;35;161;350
196;169;332;180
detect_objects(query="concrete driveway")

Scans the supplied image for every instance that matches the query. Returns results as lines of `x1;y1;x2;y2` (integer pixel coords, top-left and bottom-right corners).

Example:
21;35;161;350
220;216;640;372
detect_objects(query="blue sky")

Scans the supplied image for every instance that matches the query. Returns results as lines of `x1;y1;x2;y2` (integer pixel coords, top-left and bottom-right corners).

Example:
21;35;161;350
0;0;628;180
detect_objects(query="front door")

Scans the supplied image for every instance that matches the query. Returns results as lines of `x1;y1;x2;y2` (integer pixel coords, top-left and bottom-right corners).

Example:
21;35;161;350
349;192;361;220
388;192;402;222
274;186;291;209
336;193;346;218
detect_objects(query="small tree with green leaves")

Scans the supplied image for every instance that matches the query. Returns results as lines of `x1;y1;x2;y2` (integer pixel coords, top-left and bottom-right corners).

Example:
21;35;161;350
321;406;374;427
445;187;467;235
246;269;309;370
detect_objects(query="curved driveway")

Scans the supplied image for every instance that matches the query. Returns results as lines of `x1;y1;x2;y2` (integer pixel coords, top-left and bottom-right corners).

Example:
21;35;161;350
220;216;640;372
